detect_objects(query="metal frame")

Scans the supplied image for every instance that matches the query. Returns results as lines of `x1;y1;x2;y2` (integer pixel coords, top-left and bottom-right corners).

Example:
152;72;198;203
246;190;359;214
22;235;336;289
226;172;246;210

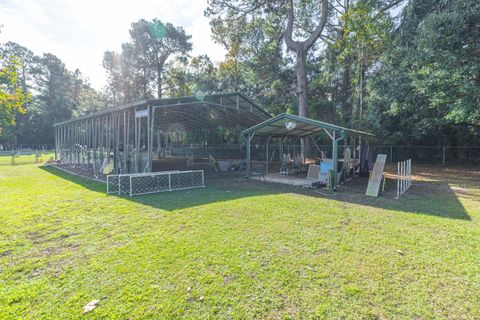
107;170;205;196
53;93;270;177
396;159;412;199
242;113;374;190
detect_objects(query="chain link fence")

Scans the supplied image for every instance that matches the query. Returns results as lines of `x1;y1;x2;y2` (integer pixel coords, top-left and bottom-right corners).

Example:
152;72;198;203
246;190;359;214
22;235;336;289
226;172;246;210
0;149;55;166
107;170;205;196
0;144;54;152
375;146;480;165
163;144;480;166
250;144;480;165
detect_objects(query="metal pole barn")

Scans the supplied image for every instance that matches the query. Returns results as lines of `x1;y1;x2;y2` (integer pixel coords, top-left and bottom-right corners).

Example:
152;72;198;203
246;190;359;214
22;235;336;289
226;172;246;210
54;93;272;178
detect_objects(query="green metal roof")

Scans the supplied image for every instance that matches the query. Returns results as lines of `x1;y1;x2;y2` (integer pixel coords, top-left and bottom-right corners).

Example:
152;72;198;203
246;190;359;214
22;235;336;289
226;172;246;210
53;93;271;127
242;113;374;139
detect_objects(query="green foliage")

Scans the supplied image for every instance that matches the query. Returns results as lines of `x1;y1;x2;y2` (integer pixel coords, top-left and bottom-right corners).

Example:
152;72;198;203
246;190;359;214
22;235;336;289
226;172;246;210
148;20;167;39
103;18;192;102
0;55;31;132
0;41;104;146
164;57;193;97
4;0;479;147
366;0;480;145
206;0;296;115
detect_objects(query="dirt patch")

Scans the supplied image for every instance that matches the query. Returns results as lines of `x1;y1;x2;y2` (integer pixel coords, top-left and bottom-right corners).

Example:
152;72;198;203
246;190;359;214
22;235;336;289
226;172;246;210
0;250;12;257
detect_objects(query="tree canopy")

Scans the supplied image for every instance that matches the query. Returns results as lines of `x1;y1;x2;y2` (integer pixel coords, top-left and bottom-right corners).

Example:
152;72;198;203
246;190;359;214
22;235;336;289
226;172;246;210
0;55;30;133
1;0;479;147
0;42;104;146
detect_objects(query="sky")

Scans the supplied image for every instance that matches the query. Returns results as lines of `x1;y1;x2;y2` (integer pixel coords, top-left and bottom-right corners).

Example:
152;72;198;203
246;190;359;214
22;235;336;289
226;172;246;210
0;0;227;90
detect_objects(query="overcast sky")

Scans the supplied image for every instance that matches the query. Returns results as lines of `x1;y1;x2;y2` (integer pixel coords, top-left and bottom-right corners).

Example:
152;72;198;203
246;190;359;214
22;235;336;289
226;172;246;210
0;0;227;90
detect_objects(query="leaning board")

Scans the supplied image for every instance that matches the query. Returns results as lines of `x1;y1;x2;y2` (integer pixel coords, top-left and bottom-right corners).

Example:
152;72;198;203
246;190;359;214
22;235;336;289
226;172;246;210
365;154;387;197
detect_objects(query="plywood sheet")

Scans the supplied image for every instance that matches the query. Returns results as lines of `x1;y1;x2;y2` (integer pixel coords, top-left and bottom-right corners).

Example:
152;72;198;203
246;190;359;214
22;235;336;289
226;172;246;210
365;154;387;197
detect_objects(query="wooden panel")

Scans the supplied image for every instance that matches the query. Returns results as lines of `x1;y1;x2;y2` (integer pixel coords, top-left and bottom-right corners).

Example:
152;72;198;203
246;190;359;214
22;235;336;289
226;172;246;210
365;154;387;197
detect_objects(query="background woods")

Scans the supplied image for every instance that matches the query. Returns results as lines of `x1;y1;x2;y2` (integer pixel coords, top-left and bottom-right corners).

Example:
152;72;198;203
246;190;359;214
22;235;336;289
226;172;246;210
1;0;479;147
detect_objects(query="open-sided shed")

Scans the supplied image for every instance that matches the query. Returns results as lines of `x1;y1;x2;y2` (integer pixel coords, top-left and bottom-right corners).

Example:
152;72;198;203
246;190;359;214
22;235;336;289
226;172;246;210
242;113;375;189
53;93;270;178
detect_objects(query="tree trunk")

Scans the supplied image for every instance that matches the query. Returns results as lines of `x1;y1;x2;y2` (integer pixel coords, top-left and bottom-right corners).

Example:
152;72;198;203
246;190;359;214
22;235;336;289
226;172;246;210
283;0;328;158
143;67;148;98
342;61;352;127
157;67;162;99
296;48;310;156
296;48;308;118
358;60;366;121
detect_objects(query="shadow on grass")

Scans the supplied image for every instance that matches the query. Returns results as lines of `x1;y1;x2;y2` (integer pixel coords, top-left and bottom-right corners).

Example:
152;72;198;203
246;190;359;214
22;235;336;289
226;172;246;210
40;165;106;192
332;175;471;221
39;165;280;211
39;165;471;221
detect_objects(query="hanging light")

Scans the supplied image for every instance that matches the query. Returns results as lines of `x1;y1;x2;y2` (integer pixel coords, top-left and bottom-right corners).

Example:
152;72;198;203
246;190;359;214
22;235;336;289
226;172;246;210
285;120;297;131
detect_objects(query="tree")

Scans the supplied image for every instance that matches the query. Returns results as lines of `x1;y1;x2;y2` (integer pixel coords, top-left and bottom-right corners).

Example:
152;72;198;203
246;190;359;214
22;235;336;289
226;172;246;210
207;0;328;117
0;39;104;146
0;42;34;92
365;0;480;145
283;0;328;120
163;56;192;97
207;0;328;154
102;50;122;106
206;0;303;121
0;55;31;134
316;0;397;128
189;55;218;95
129;19;192;98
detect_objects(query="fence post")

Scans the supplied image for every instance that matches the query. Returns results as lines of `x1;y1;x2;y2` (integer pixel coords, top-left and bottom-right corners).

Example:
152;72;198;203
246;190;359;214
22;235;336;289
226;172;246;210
129;175;133;197
396;161;400;199
442;147;446;166
390;146;393;162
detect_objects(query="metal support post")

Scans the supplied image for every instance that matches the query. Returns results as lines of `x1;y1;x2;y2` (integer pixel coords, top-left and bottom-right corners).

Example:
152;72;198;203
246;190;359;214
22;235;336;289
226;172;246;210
246;132;255;178
147;105;153;172
265;135;270;175
332;131;337;189
134;108;138;173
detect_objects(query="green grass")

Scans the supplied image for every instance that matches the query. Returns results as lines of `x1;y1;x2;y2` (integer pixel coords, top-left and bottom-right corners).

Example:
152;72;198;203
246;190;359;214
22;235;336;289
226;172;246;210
0;152;54;166
0;164;479;319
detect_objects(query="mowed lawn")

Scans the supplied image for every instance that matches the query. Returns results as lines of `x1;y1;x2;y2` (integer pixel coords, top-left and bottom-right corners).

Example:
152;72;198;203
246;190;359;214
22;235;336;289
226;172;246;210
0;163;479;319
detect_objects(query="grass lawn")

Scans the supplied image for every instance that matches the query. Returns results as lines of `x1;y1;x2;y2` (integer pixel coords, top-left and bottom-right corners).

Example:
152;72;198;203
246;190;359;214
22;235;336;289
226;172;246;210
0;152;54;166
0;163;479;319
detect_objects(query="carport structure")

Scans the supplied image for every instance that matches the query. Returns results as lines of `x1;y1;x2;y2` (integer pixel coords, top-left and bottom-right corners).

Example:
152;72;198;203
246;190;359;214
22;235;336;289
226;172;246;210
53;93;270;178
242;113;375;189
